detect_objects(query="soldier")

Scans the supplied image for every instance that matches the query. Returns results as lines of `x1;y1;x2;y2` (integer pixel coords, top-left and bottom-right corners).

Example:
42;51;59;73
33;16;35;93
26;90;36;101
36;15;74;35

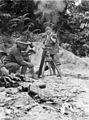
3;36;36;79
21;37;36;77
0;50;9;76
44;26;61;77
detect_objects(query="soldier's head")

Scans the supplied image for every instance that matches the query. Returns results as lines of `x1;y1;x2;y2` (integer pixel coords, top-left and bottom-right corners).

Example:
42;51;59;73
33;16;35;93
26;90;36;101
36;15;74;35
16;36;31;50
45;26;52;35
2;35;13;48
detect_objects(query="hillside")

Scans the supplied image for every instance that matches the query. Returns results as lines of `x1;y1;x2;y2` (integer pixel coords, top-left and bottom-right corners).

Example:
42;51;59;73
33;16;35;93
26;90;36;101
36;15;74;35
0;42;89;120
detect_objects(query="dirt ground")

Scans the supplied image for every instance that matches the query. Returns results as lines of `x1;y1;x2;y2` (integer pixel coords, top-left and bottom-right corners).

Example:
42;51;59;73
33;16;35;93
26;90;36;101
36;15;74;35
0;42;89;120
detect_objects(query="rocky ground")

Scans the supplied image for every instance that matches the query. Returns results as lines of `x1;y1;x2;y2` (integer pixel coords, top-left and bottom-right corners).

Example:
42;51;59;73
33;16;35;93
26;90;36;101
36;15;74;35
0;42;89;120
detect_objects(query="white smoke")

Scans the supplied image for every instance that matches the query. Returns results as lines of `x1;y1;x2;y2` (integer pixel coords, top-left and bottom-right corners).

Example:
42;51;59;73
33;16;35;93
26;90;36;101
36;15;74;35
37;0;66;12
34;0;67;25
75;0;82;6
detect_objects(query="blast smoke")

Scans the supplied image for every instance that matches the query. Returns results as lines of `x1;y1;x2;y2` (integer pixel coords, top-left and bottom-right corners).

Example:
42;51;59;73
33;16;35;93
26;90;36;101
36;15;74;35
38;0;66;12
34;0;67;25
75;0;82;6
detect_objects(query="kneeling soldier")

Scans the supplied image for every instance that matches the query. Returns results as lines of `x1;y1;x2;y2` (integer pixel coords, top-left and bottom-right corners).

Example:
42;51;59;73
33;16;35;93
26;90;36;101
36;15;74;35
4;36;36;79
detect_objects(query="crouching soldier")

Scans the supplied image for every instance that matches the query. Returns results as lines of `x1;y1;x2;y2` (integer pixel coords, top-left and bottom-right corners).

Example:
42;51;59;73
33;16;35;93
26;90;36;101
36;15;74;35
44;26;61;77
0;50;9;76
3;36;36;79
21;41;36;77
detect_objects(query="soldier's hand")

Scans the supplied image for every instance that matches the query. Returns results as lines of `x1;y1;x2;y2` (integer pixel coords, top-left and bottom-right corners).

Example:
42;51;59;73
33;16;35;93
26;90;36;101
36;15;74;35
28;63;34;68
21;51;28;56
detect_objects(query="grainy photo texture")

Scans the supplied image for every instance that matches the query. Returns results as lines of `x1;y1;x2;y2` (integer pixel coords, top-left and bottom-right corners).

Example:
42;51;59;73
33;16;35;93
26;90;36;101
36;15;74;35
0;0;89;120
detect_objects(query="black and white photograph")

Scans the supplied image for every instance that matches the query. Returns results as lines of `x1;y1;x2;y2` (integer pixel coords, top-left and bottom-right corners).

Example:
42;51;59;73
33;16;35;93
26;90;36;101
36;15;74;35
0;0;89;119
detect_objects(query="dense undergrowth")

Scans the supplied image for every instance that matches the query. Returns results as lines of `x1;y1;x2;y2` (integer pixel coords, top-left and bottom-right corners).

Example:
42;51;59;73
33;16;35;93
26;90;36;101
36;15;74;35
0;0;89;57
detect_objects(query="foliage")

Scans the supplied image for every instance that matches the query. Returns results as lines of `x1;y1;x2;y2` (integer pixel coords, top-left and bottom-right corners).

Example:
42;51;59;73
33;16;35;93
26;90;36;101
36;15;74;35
0;0;43;34
0;0;89;57
56;1;89;57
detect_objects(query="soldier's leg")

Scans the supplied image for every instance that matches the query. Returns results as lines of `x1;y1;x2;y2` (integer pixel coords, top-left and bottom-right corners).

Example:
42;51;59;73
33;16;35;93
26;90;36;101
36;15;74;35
28;66;38;79
5;62;20;74
53;53;61;77
30;67;35;76
21;66;27;75
23;57;36;78
50;55;56;75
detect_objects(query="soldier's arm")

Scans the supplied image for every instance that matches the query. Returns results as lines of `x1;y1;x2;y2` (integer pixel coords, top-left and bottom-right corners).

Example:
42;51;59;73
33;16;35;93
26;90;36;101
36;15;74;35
51;34;57;43
14;49;32;67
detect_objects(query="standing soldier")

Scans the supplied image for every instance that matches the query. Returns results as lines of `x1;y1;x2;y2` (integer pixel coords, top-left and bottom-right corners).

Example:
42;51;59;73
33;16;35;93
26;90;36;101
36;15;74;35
38;26;61;77
45;27;61;77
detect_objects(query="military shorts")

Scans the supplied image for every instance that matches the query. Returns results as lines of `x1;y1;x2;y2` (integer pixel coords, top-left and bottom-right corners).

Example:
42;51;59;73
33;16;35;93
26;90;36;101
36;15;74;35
50;53;61;65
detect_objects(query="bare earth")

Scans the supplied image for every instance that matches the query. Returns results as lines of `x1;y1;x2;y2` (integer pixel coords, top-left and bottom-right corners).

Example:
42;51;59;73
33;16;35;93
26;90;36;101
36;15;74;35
0;42;89;120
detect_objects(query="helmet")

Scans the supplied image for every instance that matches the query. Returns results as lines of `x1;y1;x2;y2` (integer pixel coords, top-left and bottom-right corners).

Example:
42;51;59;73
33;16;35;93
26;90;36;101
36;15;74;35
16;36;31;45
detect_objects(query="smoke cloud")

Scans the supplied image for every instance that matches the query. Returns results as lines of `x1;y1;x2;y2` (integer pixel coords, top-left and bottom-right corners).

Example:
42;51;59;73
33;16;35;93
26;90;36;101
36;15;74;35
34;0;67;25
38;0;66;12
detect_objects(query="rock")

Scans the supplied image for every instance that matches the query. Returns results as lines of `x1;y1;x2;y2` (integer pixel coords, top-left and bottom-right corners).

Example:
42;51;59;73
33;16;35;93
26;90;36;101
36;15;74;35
5;108;12;115
19;82;32;92
28;84;41;97
34;81;46;89
19;82;30;88
38;84;46;89
28;84;54;104
6;88;18;95
0;87;5;92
